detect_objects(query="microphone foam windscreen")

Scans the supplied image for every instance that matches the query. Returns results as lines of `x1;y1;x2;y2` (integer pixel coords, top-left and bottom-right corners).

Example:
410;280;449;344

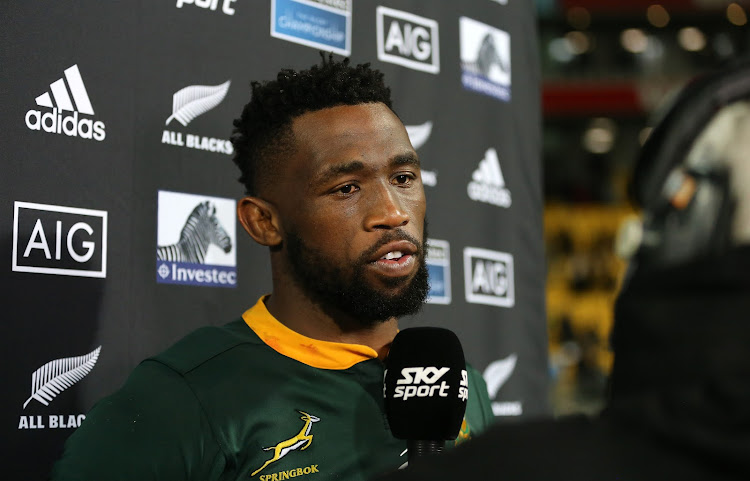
384;327;468;440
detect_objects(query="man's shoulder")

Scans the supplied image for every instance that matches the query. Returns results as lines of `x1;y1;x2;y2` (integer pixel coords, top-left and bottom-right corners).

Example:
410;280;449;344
151;318;265;375
465;362;487;390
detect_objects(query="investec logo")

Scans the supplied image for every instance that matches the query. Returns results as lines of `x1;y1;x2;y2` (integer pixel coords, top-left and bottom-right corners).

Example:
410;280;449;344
156;191;237;288
459;17;511;102
464;247;514;307
426;238;450;305
467;148;511;207
161;80;234;155
19;346;101;430
12;202;107;278
376;6;439;74
24;64;105;141
176;0;237;15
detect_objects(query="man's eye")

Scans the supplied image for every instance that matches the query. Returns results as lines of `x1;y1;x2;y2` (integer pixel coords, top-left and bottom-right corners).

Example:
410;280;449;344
338;184;357;194
394;174;412;185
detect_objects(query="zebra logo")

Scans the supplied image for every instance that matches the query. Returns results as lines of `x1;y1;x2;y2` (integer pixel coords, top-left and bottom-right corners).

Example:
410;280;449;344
459;16;511;102
476;34;510;79
157;201;231;263
156;191;237;288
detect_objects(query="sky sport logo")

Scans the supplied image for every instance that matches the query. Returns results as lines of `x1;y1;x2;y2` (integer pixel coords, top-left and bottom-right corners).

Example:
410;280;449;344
12;201;108;278
161;80;234;155
176;0;237;15
426;238;451;305
468;148;512;207
376;6;440;74
156;191;237;288
24;64;106;141
459;17;511;102
464;247;514;307
394;367;450;400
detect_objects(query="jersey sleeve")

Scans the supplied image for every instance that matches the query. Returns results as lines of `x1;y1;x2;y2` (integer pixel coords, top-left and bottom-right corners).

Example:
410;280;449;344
467;365;495;431
51;359;226;481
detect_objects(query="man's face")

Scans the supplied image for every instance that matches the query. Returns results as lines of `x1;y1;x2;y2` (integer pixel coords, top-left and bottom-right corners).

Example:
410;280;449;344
272;102;428;326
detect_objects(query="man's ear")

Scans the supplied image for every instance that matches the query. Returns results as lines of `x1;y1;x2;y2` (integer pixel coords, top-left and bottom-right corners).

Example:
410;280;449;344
238;197;282;247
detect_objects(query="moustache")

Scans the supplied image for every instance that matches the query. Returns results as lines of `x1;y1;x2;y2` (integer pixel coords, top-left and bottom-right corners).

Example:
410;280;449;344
358;229;424;264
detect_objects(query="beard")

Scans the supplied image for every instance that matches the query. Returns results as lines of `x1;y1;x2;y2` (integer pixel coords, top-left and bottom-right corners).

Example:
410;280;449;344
284;224;430;329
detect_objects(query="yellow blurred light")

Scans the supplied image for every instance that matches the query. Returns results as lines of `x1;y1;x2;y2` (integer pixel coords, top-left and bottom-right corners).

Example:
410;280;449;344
727;3;748;26
621;28;649;53
567;6;591;30
565;31;591;54
678;27;706;52
583;118;617;154
647;4;670;28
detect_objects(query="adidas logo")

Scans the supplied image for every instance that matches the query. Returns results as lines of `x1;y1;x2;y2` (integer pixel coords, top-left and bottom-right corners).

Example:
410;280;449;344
24;65;105;141
467;148;511;207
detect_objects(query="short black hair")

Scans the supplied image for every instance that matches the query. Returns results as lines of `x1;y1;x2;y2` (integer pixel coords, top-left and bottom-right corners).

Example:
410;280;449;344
230;54;394;196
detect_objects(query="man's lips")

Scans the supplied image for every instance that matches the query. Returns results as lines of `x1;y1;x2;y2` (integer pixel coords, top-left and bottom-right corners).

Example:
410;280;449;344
367;240;419;277
369;240;418;263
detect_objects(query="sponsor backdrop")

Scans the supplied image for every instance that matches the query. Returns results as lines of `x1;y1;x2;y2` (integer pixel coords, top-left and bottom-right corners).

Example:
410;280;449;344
1;1;546;478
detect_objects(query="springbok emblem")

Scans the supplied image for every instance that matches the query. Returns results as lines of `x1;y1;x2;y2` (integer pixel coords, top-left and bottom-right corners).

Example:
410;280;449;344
251;411;321;477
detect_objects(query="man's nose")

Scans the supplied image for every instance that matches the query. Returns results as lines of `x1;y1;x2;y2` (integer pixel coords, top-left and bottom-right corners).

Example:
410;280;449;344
363;183;409;230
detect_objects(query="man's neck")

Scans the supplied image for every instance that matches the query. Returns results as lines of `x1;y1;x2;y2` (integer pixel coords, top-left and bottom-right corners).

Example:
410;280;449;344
264;292;398;360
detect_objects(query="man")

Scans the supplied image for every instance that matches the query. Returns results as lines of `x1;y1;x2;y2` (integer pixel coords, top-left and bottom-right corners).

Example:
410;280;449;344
52;55;494;481
379;57;750;481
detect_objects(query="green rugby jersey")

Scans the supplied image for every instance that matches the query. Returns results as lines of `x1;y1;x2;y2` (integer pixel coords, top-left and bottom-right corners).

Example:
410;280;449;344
52;297;495;481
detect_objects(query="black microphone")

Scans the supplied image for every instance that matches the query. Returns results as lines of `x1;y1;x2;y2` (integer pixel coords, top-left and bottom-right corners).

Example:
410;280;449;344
383;327;469;465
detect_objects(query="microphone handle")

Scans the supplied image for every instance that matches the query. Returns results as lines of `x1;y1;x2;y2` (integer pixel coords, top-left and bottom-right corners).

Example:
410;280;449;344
407;439;444;463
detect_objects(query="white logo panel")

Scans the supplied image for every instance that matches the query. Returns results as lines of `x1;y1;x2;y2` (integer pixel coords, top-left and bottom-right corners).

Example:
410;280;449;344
464;247;514;307
459;17;511;102
156;191;237;288
12;202;108;278
377;6;440;74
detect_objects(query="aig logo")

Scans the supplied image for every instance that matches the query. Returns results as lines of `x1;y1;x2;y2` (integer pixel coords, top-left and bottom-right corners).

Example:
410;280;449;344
376;6;439;74
463;247;514;307
12;202;107;278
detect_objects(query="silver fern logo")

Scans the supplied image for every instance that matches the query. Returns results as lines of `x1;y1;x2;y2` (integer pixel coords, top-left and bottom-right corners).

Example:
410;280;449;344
161;80;234;154
482;353;523;417
23;346;101;409
405;121;432;150
165;80;231;127
405;121;437;187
